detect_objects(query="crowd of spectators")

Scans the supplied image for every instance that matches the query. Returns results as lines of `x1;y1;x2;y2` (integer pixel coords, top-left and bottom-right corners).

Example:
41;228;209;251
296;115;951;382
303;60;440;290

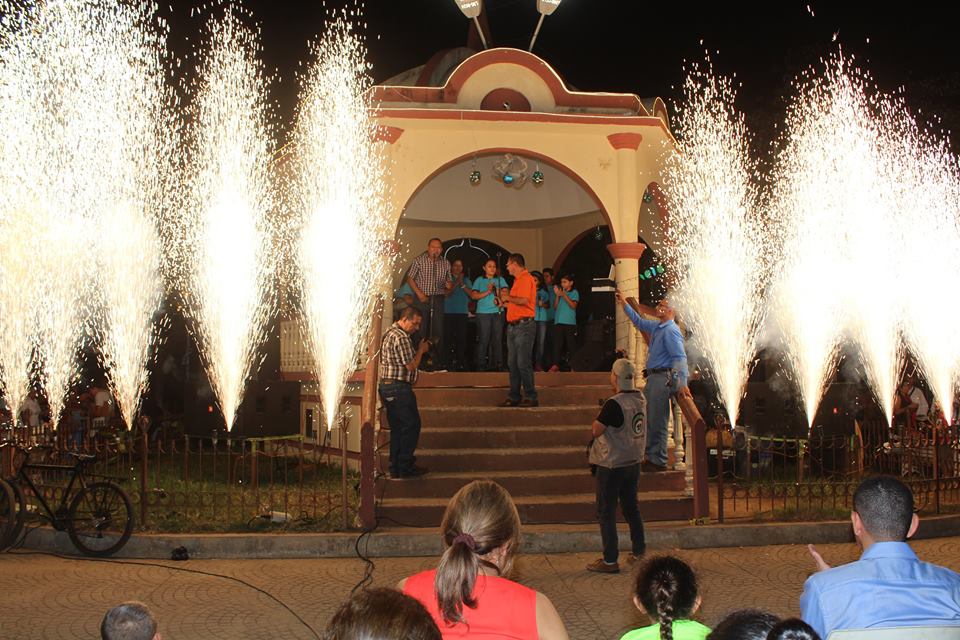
100;475;959;640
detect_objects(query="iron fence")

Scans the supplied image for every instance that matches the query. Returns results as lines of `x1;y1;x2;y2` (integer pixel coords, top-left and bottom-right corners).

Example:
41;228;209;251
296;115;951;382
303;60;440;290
1;422;358;533
710;421;960;522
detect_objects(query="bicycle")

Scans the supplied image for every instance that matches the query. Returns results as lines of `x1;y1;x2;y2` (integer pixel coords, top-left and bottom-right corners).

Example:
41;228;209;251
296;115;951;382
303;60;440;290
0;441;134;557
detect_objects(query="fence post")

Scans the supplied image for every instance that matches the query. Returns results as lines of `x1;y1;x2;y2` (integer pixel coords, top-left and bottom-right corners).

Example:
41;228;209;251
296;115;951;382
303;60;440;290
675;393;709;520
933;427;941;515
140;427;149;528
359;296;384;530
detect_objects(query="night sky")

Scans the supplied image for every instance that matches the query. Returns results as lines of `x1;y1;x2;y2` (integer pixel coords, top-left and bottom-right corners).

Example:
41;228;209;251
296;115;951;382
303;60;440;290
163;0;960;150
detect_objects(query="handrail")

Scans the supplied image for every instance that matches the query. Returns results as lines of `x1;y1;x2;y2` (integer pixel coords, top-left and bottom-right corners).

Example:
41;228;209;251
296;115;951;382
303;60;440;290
360;295;385;529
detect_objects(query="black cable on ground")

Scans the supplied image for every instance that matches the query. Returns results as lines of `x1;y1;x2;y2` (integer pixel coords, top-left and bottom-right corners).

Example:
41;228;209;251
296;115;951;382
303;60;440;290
5;549;321;640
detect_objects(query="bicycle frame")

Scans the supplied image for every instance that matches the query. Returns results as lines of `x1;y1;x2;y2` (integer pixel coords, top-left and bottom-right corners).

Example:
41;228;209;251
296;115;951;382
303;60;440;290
13;452;89;532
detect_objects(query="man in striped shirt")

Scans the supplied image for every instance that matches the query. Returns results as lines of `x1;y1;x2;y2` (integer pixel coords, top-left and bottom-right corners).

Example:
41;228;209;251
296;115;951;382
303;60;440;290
406;238;452;370
379;306;431;478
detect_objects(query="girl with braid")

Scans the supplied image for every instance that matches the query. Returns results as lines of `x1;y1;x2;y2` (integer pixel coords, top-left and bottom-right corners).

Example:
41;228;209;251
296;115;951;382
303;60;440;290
400;480;569;639
621;556;710;640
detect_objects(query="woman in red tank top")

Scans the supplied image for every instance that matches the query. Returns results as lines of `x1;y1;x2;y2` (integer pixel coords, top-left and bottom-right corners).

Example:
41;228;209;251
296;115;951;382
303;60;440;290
399;480;569;640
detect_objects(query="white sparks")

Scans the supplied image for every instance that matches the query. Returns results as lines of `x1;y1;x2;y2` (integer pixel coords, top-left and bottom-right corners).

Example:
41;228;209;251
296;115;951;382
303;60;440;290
290;17;392;430
176;8;276;431
663;64;769;427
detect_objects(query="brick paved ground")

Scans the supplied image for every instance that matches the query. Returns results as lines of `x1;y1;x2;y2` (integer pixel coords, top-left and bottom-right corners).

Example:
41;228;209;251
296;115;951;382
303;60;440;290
1;536;958;639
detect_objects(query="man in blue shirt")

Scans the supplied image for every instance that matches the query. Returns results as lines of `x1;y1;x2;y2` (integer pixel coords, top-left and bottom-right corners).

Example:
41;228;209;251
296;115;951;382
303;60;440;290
615;292;688;472
801;476;960;638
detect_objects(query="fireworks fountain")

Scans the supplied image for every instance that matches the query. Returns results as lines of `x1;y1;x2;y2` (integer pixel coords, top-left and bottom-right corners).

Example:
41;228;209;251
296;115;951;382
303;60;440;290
0;0;171;427
90;2;174;429
290;18;392;430
662;64;769;427
769;56;883;428
893;119;960;423
176;8;276;432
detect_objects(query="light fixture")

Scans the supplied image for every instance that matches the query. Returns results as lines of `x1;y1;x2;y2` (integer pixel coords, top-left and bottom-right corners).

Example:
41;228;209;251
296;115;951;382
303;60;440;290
454;0;488;49
492;153;529;188
529;0;563;51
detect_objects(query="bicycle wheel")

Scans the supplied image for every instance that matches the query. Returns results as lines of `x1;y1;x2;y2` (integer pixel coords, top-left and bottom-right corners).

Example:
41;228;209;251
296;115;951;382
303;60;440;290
0;480;26;551
0;478;14;551
67;481;134;557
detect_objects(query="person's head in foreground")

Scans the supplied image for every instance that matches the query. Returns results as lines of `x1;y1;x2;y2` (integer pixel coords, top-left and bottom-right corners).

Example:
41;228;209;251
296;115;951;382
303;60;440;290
766;619;821;640
707;609;779;640
100;602;160;640
436;479;522;624
323;587;441;640
852;475;918;546
633;555;703;640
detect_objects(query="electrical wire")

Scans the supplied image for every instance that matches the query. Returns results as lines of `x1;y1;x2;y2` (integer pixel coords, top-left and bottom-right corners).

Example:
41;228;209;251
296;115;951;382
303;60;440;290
6;548;321;640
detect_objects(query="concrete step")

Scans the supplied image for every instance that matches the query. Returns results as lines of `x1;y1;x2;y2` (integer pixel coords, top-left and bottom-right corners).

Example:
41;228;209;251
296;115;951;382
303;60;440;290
377;469;688;499
417;425;591;449
377;491;694;526
410;371;611;387
415;385;608;407
379;446;586;472
419;405;597;428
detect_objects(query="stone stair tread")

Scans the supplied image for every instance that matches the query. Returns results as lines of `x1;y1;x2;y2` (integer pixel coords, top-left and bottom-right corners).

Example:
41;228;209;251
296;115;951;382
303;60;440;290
383;468;683;479
414;446;584;456
420;405;596;412
380;491;687;507
419;424;591;432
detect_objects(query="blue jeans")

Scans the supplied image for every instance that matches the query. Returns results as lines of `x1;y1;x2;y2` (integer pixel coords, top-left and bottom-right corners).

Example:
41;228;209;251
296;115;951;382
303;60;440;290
378;382;421;475
506;319;537;402
595;463;645;563
534;321;548;367
476;312;503;370
644;372;672;466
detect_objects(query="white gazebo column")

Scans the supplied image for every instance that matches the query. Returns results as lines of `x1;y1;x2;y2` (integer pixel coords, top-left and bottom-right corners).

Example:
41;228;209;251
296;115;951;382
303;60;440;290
605;132;644;364
607;242;645;362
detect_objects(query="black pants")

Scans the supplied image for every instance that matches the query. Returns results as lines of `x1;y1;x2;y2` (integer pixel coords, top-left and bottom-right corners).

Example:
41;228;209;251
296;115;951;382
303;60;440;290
553;323;577;368
595;463;645;563
378;382;421;475
413;295;445;367
443;313;468;369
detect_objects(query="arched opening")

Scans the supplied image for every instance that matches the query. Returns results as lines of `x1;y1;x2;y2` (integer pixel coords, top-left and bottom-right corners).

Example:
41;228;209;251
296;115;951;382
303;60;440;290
391;150;612;371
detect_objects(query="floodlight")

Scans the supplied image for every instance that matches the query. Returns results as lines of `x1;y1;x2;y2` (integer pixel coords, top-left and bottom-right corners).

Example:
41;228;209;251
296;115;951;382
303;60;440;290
529;0;563;51
537;0;562;16
454;0;488;48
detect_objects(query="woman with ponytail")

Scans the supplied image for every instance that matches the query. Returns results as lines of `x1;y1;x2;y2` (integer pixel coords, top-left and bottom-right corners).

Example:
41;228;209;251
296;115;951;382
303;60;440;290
622;556;710;640
399;480;568;639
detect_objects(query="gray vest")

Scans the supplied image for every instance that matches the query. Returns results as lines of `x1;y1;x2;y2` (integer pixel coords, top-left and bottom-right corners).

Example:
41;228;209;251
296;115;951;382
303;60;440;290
589;391;647;469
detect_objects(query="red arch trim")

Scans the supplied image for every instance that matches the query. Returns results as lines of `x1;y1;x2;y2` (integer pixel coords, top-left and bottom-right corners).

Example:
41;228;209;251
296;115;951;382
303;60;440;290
372;48;645;116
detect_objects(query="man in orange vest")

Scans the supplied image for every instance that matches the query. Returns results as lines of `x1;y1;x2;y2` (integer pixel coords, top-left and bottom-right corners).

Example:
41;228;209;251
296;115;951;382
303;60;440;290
499;253;538;407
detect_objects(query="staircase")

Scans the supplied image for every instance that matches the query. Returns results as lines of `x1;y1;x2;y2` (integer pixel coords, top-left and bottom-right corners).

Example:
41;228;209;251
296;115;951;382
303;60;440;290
376;372;694;527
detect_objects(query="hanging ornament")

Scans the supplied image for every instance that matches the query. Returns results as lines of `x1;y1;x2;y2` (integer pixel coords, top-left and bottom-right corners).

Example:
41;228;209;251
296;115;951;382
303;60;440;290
643;190;653;204
531;160;544;185
469;157;481;185
593;226;603;241
492;153;529;188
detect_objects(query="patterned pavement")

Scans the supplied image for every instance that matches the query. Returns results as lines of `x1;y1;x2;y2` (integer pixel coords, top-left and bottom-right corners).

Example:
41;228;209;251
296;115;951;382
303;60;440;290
1;536;958;639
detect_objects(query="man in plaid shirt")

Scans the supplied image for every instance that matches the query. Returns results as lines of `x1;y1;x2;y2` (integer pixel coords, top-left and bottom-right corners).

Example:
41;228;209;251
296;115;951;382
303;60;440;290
379;306;431;478
406;237;452;370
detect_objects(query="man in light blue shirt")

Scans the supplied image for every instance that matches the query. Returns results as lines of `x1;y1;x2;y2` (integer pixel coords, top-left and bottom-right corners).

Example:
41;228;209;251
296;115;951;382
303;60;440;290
801;476;960;638
616;292;688;471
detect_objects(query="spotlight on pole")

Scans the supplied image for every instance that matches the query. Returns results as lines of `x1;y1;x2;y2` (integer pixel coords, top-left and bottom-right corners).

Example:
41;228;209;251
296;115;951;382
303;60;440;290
529;0;562;51
454;0;489;49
